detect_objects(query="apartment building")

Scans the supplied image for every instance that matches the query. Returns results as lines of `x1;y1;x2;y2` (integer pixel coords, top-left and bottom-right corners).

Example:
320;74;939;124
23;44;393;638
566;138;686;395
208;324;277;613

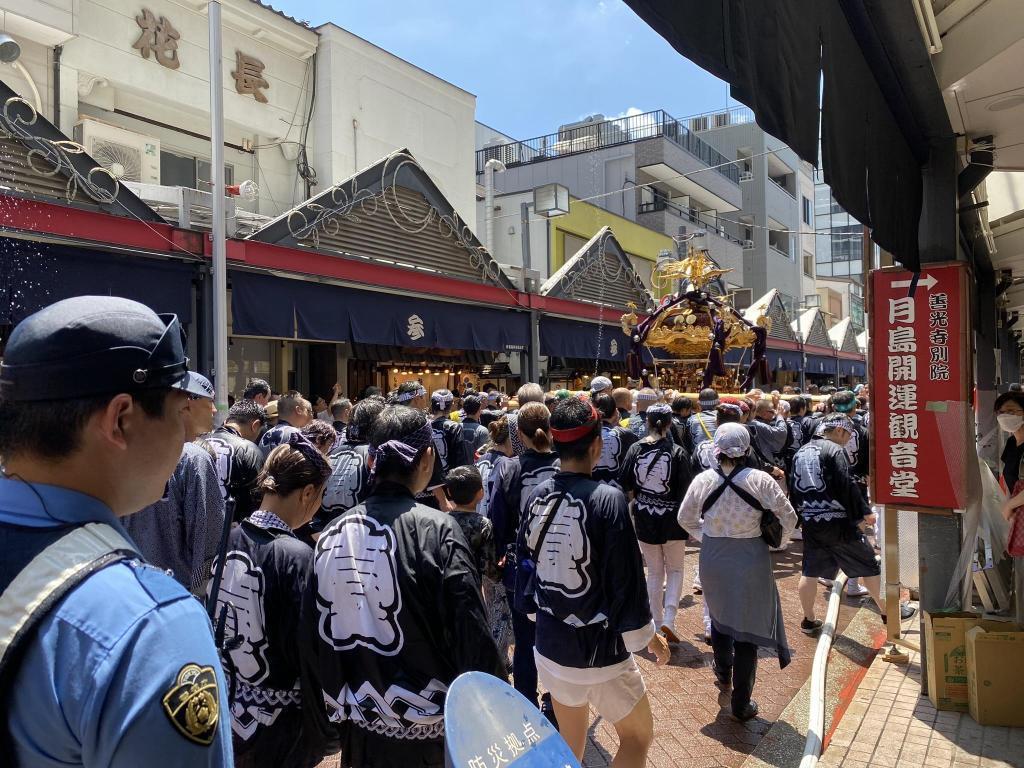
476;109;746;292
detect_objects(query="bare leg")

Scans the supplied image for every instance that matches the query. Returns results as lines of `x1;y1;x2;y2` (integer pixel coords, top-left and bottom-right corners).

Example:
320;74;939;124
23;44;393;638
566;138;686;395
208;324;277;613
611;693;655;768
799;575;818;620
551;698;590;762
860;574;885;615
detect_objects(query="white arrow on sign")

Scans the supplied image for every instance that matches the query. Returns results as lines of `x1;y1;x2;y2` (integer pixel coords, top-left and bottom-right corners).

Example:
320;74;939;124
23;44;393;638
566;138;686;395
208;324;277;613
892;274;938;290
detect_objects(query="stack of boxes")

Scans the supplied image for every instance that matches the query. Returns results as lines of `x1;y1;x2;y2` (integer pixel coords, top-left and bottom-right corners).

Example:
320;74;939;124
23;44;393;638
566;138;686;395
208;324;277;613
924;612;1024;727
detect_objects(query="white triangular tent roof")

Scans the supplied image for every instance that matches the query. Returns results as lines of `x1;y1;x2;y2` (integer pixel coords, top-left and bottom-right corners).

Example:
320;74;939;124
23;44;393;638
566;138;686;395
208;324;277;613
539;226;656;311
744;289;797;342
828;317;860;354
791;308;834;349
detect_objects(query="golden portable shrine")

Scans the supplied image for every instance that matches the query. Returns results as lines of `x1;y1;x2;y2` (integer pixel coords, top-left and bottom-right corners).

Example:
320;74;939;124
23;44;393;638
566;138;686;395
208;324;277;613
622;244;771;392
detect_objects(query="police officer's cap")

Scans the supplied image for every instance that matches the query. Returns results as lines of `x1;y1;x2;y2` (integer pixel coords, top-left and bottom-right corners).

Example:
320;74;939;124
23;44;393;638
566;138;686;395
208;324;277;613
0;295;192;402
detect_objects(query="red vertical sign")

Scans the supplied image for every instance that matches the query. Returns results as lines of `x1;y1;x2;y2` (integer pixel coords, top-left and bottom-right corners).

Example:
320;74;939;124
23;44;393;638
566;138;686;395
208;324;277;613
869;264;970;510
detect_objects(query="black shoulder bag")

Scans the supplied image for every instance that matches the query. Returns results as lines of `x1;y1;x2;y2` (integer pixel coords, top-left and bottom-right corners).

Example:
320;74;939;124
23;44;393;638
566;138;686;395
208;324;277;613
700;466;784;548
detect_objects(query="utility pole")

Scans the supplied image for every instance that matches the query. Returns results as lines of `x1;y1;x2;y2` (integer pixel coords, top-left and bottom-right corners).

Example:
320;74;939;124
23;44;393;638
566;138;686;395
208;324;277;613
208;1;228;425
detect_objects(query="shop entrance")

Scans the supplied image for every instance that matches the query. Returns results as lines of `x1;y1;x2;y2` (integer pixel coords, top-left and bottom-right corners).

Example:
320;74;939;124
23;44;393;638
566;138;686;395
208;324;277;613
288;342;338;402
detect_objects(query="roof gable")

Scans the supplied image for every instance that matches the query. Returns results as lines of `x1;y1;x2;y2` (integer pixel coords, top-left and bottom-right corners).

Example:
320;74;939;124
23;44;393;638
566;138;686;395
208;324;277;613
539;227;656;312
828;317;860;353
791;308;834;349
249;149;515;290
744;289;797;342
0;80;162;223
856;329;868;353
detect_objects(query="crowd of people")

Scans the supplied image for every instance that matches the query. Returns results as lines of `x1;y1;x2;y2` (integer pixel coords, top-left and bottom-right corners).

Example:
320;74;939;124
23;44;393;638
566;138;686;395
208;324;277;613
0;295;899;768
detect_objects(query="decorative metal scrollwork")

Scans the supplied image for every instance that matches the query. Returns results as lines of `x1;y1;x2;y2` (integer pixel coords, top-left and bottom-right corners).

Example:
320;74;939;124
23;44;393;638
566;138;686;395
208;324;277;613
285;149;499;284
0;96;120;204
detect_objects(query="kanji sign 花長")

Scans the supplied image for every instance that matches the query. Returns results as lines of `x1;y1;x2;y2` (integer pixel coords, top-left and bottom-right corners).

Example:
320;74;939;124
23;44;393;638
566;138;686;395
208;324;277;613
869;264;970;510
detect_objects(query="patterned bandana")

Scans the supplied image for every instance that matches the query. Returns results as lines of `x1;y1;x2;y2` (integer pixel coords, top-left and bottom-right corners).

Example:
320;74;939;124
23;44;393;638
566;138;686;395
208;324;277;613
285;431;332;478
248;510;293;534
646;403;672;416
507;412;526;456
636;390;660;402
431;391;454;411
396;385;427;403
369;420;433;476
718;403;743;419
818;414;854;435
714;422;751;458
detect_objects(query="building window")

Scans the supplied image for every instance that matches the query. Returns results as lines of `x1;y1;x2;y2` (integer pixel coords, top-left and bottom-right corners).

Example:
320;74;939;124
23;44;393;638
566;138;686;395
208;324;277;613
161;149;234;191
802;196;812;226
803;251;814;277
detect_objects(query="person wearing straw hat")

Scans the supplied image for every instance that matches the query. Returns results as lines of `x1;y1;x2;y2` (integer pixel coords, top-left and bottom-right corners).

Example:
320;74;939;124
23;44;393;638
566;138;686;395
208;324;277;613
678;423;797;721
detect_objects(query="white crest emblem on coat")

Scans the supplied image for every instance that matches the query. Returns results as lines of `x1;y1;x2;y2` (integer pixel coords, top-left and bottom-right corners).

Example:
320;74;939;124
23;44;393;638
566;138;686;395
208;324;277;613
406;314;425;341
635;449;672;496
792;444;826;494
432;427;449;472
528;493;591;598
610;338;619;356
519;463;559;514
315;514;403;655
322;447;366;512
595;426;622;472
211;551;270;684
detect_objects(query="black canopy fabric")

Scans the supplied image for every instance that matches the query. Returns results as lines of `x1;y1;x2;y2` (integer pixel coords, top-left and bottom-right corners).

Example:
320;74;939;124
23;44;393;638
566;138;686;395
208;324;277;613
623;0;924;271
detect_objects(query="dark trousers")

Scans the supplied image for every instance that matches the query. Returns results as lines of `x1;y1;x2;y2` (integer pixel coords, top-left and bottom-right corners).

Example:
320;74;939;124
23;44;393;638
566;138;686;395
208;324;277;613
711;626;758;714
511;608;538;707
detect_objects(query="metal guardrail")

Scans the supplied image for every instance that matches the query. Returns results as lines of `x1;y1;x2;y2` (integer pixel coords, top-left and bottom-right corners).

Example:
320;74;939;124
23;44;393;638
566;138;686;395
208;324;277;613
637;198;744;246
769;175;797;199
476;109;741;184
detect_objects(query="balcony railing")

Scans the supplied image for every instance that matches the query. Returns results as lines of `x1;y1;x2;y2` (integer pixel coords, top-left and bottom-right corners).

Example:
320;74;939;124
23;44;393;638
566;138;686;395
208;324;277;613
637;198;744;246
476;109;740;184
768;175;796;199
769;243;792;260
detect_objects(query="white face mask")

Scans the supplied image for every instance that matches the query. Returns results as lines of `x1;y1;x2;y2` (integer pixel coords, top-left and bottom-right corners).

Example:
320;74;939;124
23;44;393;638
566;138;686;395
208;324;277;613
997;413;1024;433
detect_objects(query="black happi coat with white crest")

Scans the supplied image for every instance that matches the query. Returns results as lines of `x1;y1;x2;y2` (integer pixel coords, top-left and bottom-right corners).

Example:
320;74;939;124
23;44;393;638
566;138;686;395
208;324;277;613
592;423;638;488
619;436;693;544
518;472;655;671
210;515;322;767
302;482;504;756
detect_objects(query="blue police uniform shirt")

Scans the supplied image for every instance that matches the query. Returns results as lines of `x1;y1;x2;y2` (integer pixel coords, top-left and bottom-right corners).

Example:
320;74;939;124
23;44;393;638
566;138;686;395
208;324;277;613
0;477;233;767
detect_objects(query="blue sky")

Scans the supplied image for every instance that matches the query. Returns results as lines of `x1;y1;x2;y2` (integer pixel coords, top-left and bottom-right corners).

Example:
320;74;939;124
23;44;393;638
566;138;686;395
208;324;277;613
270;0;730;140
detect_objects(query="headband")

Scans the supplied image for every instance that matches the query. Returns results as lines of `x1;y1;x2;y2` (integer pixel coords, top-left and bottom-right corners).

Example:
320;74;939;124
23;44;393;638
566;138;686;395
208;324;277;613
718;403;743;418
636;390;659;402
646;403;672;416
369;421;434;477
550;402;601;443
284;432;332;477
431;391;454;409
395;385;427;403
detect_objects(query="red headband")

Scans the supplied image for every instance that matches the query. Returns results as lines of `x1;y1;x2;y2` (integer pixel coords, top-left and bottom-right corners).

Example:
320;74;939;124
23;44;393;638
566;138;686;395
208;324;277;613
550;402;601;442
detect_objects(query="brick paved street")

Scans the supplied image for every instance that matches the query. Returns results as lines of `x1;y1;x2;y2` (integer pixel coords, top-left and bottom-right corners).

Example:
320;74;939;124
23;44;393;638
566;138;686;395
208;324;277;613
318;539;882;767
581;540;877;767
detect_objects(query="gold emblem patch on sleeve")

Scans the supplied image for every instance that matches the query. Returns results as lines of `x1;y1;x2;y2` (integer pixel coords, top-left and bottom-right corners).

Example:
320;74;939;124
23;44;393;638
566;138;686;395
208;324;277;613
162;664;220;746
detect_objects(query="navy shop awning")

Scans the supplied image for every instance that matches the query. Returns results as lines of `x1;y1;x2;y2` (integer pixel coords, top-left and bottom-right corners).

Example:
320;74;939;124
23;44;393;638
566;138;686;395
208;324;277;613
838;358;866;378
1;239;196;325
806;354;838;375
540;316;629;362
230;271;529;352
724;347;803;371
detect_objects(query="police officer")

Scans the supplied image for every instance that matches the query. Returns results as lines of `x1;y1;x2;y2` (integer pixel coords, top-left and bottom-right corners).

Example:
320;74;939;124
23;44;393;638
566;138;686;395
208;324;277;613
0;296;232;766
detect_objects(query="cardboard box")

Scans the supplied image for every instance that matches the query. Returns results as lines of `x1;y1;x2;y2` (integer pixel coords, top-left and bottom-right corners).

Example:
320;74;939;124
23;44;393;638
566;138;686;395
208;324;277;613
966;626;1024;727
924;612;1009;712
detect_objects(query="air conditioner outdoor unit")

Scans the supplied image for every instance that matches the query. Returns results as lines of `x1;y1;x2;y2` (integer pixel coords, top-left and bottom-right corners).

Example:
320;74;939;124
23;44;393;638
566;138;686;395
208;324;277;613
74;119;160;184
732;288;753;310
739;171;754;182
742;239;754;250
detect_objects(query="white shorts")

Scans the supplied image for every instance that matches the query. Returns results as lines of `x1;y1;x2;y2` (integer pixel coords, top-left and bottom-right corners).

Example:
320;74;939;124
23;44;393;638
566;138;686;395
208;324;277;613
536;658;647;724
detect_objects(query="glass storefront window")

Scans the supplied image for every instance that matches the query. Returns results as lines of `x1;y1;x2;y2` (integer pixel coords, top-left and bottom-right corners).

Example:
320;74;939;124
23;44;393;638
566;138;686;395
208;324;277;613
228;338;273;399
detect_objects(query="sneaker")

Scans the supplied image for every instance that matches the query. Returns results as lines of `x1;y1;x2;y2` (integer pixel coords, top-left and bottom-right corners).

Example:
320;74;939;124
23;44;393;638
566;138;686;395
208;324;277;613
712;662;731;687
733;700;759;721
846;582;870;597
900;602;918;620
800;618;823;635
818;577;835;588
661;624;681;644
693;584;703;595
